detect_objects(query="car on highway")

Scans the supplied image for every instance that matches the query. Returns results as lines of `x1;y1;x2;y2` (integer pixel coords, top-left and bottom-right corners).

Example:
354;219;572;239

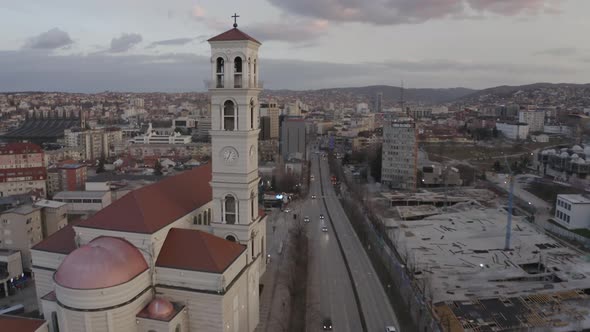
322;318;333;330
304;216;310;223
284;208;291;213
321;220;328;232
385;326;397;332
319;214;324;219
311;175;315;181
311;194;316;199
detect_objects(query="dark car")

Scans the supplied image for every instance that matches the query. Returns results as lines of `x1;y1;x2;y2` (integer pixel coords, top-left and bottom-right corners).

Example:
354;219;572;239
322;318;333;330
320;214;324;219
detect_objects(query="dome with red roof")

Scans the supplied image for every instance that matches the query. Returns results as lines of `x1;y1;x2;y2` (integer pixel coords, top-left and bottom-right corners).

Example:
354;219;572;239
54;237;148;289
147;298;175;320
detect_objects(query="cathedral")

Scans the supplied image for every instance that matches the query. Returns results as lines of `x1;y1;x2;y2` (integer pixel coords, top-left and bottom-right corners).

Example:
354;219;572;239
20;23;267;332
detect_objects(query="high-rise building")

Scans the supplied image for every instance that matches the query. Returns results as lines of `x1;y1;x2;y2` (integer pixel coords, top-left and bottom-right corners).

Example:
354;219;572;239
64;128;122;161
374;92;383;113
518;109;545;133
280;118;307;161
259;116;271;140
382;117;417;190
0;143;47;197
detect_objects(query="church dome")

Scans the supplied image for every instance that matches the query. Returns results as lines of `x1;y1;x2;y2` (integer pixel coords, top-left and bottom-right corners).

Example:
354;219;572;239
147;298;175;320
54;237;148;289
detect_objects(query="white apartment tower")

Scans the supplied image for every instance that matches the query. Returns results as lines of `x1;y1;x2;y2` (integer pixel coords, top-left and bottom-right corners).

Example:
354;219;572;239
207;22;267;276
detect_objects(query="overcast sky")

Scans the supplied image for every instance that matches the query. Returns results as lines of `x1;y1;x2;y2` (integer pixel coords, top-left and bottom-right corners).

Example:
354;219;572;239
1;0;588;92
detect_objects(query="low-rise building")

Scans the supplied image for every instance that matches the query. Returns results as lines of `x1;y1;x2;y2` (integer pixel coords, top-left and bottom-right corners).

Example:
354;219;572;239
0;249;23;297
0;205;43;270
554;194;590;229
53;190;112;217
495;122;529;140
33;200;68;238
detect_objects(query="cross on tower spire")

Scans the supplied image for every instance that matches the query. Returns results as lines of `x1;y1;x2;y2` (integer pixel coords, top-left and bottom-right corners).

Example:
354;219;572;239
232;13;240;28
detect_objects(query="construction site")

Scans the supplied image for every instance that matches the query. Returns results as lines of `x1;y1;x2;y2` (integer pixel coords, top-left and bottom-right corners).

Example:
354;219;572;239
379;189;590;331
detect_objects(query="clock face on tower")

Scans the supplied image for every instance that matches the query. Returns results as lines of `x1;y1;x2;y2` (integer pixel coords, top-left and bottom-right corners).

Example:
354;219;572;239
220;147;239;164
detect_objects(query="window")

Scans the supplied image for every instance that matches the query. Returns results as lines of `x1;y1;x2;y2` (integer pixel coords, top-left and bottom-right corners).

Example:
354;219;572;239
197;214;202;225
52;312;60;332
176;324;181;332
208;208;212;224
251;191;256;221
234;57;242;88
250;100;255;129
216;57;225;88
253;59;257;85
223;100;236;131
226;235;236;242
225;195;237;224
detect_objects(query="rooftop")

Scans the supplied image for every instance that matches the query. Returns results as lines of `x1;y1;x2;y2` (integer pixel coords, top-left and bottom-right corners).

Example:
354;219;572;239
156;228;245;273
558;194;590;204
33;199;66;209
0;142;43;155
32;223;77;255
0;315;46;332
392;207;590;303
207;27;261;44
53;191;110;199
78;164;212;234
3;204;41;216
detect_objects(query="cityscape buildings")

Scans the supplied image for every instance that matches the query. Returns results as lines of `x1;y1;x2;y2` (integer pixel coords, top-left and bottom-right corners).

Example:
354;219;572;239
0;143;47;198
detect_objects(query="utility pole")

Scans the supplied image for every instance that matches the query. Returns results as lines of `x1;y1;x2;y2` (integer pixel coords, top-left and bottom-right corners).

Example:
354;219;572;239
504;156;514;251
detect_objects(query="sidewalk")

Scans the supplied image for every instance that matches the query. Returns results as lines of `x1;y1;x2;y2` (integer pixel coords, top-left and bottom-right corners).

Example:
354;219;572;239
256;202;302;332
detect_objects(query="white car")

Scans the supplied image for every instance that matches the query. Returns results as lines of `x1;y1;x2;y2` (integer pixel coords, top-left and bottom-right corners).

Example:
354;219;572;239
385;326;397;332
284;208;291;213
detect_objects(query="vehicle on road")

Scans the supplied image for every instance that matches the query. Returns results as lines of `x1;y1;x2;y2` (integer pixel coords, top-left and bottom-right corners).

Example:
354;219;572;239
304;216;310;223
284;208;291;213
311;175;315;181
322;318;333;330
311;194;316;199
319;214;324;219
321;220;328;232
385;326;397;332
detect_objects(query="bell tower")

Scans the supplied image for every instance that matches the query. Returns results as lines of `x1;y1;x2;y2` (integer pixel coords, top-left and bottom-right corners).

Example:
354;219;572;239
208;19;266;274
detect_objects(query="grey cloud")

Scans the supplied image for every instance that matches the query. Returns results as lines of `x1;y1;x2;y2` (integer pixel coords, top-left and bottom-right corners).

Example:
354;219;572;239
534;47;578;56
267;0;560;25
149;38;194;47
23;28;73;50
0;50;584;93
109;33;143;53
247;21;328;42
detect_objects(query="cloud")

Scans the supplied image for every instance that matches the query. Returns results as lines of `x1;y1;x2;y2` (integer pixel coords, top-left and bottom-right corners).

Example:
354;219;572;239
109;33;143;53
247;20;329;42
0;50;585;93
192;5;206;18
534;47;578;56
266;0;561;25
147;38;195;48
23;28;73;50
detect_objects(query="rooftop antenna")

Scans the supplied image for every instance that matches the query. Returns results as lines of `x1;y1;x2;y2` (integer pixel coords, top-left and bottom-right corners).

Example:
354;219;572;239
504;156;514;251
400;80;405;114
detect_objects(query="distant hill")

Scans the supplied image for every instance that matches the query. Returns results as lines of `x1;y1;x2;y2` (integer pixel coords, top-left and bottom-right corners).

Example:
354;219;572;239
455;83;590;103
264;85;476;104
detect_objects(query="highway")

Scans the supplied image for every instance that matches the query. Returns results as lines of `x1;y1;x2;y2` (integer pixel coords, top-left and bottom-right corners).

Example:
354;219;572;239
304;151;399;331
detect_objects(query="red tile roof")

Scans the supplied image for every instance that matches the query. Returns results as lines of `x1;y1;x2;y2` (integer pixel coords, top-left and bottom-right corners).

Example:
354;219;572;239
32;223;77;254
0;142;43;155
208;28;261;44
78;164;212;234
0;315;46;332
156;228;245;273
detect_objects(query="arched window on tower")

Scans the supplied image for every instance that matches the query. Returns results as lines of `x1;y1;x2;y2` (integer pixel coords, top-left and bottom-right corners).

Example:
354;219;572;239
216;58;225;88
248;58;252;87
223;100;235;131
251;191;256;221
197;214;202;225
234;57;243;88
208;208;212;224
225;195;237;224
253;59;257;87
250;99;255;129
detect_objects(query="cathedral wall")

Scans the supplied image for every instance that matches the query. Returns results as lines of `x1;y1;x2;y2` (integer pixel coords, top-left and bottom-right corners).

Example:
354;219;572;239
156;286;223;332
